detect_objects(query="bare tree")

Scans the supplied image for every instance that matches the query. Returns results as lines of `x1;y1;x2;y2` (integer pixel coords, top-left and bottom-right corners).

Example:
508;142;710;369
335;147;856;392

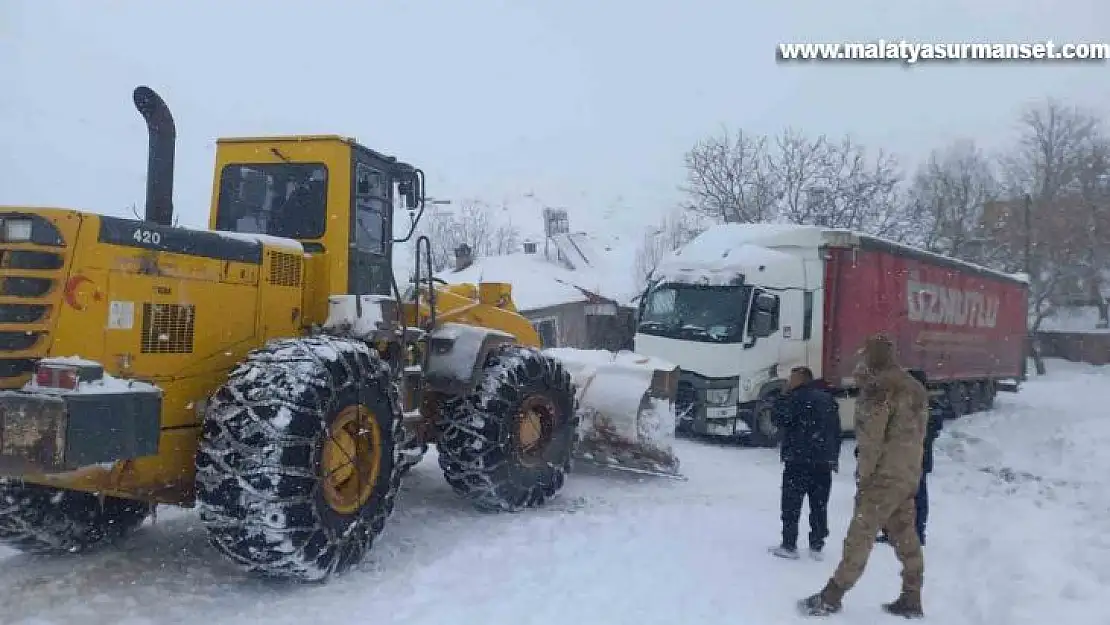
906;139;999;263
990;100;1107;372
1002;99;1101;203
680;126;907;240
771;132;904;237
768;128;828;223
680;126;777;223
1075;138;1110;327
417;200;522;272
633;210;705;289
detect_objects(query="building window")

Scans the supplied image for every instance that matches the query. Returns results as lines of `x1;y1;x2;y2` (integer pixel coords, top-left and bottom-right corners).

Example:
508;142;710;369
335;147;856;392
532;316;558;348
523;241;537;254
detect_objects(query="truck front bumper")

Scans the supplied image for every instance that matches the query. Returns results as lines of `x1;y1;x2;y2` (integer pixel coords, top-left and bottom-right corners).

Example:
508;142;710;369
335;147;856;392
0;388;161;475
680;404;755;437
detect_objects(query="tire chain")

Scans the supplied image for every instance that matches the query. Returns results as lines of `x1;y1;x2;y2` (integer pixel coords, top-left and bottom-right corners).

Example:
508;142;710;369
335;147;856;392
195;335;406;581
435;344;579;512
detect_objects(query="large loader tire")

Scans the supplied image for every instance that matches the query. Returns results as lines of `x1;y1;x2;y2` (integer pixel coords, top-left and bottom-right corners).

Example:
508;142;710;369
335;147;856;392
195;336;405;582
436;344;578;512
0;480;150;554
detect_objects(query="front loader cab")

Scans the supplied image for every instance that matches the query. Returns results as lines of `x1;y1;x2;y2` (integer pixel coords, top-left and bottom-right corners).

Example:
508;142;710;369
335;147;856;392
207;135;424;318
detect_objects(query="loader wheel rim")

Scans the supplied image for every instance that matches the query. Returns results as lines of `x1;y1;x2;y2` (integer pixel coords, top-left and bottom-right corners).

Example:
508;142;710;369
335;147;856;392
516;395;557;466
321;405;383;515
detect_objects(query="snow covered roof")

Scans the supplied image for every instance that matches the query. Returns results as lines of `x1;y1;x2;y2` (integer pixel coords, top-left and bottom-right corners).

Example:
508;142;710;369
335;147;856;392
546;231;640;305
437;253;595;312
670;223;833;255
1040;306;1110;334
661;223;1028;285
656;243;803;288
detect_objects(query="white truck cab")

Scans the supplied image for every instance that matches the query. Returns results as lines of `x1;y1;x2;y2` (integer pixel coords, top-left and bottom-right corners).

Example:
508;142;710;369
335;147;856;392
633;224;832;447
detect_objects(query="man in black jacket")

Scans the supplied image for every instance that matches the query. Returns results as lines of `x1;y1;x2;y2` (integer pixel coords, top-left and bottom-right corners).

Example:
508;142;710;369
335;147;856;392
770;366;842;560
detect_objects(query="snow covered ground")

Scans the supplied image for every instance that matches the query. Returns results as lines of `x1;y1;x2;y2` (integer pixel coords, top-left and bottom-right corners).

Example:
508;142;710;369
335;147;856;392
1;359;1107;625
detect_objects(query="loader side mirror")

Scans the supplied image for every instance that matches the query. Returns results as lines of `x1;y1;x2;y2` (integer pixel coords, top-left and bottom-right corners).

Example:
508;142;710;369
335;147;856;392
399;169;424;211
398;178;417;210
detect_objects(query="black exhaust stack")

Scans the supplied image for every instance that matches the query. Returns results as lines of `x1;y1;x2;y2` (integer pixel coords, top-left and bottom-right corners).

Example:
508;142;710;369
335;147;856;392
132;86;176;226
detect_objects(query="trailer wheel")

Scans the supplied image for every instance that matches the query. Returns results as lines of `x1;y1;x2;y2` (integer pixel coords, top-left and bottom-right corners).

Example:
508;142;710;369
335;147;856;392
435;344;578;512
0;480;150;554
985;381;1003;410
196;336;404;582
946;384;969;418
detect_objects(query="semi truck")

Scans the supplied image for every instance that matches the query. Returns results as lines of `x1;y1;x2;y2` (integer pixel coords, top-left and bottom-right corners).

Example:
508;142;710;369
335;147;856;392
633;224;1030;447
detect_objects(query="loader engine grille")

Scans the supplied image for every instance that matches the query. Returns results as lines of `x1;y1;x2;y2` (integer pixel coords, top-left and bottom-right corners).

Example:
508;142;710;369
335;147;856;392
0;223;67;386
141;303;196;354
268;251;302;287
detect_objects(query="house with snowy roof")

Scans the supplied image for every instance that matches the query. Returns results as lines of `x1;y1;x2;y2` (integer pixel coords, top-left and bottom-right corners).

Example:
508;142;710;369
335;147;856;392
436;243;635;351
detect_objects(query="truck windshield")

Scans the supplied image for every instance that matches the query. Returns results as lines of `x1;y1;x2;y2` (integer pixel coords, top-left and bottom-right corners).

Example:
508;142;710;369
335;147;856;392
638;283;753;343
214;163;328;239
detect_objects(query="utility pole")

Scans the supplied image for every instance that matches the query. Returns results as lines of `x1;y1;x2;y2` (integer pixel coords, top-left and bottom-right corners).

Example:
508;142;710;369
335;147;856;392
1023;193;1032;275
1023;193;1045;375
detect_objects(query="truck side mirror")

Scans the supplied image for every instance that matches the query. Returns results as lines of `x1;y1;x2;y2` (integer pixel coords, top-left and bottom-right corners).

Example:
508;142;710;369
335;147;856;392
749;292;780;338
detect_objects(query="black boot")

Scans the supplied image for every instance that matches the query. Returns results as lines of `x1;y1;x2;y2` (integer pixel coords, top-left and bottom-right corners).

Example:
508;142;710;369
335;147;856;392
881;589;924;619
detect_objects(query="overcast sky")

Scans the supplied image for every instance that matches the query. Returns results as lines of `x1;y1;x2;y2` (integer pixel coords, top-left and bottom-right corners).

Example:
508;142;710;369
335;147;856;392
2;0;1108;232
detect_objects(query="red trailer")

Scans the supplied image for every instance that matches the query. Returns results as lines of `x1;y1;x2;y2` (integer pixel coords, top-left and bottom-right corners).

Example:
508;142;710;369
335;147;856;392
822;235;1029;415
635;224;1029;442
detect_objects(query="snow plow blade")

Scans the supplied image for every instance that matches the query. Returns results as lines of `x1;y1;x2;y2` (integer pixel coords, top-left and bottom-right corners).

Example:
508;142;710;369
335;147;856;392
543;348;684;480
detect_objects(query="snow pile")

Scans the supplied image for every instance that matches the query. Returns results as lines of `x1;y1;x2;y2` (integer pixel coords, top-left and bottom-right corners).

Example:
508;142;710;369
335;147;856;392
322;294;393;339
213;230;304;253
545;347;680;474
3;359;1110;624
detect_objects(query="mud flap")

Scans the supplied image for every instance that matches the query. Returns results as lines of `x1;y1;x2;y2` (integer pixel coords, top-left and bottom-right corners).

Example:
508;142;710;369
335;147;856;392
543;348;684;480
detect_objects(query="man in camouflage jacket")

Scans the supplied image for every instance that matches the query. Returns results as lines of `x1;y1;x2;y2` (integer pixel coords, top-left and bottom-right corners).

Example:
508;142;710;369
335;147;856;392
798;334;929;618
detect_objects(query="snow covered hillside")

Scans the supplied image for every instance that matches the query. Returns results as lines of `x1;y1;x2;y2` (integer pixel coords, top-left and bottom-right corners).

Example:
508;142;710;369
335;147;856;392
1;359;1107;625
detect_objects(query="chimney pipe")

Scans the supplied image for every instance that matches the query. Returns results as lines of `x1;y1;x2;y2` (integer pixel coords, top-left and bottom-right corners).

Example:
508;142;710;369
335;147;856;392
454;243;473;271
132;86;176;226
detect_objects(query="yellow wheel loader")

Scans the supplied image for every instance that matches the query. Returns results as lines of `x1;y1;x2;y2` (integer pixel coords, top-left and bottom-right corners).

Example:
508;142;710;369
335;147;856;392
0;86;680;581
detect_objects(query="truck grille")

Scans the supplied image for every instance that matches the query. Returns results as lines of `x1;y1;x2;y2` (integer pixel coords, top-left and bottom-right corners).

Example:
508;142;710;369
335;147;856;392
675;380;697;420
0;247;66;387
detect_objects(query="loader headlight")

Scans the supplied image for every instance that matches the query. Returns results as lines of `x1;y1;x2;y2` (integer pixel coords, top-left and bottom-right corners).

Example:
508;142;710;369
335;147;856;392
3;219;33;242
705;387;736;406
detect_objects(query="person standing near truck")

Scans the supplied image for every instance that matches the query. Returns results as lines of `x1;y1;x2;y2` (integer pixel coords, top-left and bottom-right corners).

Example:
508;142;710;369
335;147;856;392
769;366;842;561
797;334;929;619
877;368;947;546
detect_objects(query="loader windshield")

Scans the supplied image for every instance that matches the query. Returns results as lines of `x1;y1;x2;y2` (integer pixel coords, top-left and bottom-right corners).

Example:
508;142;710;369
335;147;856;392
638;283;752;343
215;163;328;239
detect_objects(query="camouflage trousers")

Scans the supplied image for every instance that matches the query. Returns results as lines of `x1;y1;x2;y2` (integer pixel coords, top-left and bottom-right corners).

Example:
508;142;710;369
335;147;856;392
830;479;924;594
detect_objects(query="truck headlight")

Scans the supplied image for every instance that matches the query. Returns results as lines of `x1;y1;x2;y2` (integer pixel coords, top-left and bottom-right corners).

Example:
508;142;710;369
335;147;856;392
705;387;735;406
4;219;33;242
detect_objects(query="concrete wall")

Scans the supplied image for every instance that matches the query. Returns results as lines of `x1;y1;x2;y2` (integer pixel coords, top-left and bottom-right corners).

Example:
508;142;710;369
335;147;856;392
521;300;634;351
522;303;589;349
1036;331;1110;366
